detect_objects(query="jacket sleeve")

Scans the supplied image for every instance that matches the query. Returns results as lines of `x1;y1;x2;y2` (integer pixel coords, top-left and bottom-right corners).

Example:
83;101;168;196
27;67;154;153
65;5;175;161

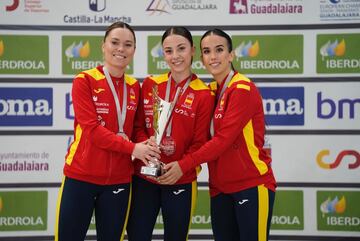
179;83;257;174
72;75;135;155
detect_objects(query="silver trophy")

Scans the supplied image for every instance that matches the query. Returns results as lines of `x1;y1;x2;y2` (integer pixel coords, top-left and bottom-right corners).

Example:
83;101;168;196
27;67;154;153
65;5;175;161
140;85;179;177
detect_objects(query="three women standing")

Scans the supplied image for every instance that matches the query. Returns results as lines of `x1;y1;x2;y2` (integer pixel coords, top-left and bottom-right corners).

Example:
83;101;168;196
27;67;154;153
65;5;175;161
56;21;275;241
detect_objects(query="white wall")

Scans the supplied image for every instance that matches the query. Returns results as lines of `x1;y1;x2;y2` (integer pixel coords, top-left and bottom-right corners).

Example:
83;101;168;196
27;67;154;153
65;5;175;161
1;0;360;240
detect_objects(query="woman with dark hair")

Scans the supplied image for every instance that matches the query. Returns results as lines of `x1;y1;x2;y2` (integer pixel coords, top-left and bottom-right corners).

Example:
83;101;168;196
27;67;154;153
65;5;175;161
54;21;160;241
160;28;276;241
127;26;214;241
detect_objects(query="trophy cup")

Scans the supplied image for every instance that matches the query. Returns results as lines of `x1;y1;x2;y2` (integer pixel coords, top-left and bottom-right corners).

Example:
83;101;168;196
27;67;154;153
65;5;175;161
140;85;179;177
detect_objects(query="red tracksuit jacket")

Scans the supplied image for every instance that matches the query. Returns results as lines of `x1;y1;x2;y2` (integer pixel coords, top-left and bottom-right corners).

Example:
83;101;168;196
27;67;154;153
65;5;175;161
64;66;139;185
133;72;215;184
179;72;276;196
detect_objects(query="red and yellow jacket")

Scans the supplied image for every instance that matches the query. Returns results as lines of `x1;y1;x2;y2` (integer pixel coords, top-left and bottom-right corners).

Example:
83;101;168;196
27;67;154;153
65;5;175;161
179;72;276;196
133;73;215;184
64;66;139;185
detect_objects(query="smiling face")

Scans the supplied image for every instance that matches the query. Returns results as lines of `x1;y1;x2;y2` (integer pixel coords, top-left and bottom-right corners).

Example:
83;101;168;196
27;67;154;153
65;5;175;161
162;34;195;80
200;34;234;82
102;27;135;76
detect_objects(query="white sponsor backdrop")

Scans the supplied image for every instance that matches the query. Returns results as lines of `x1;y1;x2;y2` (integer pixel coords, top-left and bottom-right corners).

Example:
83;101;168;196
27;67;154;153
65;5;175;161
1;0;360;240
269;135;360;183
2;0;359;26
0;135;67;183
1;134;359;184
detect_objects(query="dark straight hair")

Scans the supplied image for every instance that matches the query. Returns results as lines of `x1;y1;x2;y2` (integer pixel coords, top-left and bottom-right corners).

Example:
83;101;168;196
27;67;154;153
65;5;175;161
200;28;235;70
161;26;193;47
103;21;136;45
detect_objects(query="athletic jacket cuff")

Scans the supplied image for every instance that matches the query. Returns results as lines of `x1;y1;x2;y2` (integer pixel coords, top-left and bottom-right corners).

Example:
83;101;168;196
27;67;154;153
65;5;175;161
178;155;194;175
123;141;136;155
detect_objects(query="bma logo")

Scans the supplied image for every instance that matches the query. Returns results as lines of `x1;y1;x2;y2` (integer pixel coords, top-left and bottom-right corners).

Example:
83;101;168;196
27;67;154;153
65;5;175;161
65;93;74;120
317;149;360;169
89;0;106;12
259;87;304;126
0;88;53;126
4;0;19;11
317;92;360;119
229;0;248;14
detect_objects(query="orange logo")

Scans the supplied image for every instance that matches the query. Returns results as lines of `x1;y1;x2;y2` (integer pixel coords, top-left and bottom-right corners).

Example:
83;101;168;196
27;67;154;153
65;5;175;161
0;40;4;57
317;150;360;169
94;88;105;94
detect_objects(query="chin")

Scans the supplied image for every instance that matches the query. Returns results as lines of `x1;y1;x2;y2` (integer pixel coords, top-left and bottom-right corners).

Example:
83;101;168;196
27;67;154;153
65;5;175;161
208;68;221;76
116;61;130;68
172;67;187;73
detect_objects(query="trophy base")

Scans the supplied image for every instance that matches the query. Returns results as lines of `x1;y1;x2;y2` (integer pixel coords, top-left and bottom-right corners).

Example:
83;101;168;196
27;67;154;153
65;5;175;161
140;166;162;177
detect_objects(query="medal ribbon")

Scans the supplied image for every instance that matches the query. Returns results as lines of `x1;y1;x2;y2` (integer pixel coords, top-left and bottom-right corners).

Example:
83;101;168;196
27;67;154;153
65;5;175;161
210;70;234;137
164;74;192;137
103;66;127;136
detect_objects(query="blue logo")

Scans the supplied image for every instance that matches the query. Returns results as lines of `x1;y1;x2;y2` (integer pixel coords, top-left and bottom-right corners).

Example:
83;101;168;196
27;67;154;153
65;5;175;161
0;88;53;126
67;136;73;149
89;0;106;12
65;93;74;120
317;92;360;119
259;87;304;126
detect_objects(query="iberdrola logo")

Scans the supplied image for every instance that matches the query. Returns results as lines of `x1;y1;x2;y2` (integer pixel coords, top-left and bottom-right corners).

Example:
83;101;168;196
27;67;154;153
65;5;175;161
151;41;163;62
65;41;90;62
0;40;4;57
234;40;259;60
320;39;346;60
320;196;346;217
